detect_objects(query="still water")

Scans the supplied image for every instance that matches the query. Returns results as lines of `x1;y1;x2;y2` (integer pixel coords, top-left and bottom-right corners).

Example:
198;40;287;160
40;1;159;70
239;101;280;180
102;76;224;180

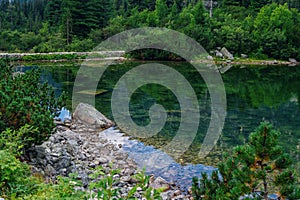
15;61;300;188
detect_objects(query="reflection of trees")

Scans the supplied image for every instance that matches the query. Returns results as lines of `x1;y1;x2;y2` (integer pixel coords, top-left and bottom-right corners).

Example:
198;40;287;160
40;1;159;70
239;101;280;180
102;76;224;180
221;66;300;164
36;62;300;166
40;64;80;110
223;66;300;108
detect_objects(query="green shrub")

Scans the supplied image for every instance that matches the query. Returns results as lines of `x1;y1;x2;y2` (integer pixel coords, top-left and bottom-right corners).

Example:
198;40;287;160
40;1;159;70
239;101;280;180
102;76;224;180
22;166;163;200
88;165;121;199
88;165;163;200
0;61;65;147
23;174;86;200
66;38;95;52
132;169;164;200
0;150;38;198
0;124;37;156
1;158;163;199
192;122;300;200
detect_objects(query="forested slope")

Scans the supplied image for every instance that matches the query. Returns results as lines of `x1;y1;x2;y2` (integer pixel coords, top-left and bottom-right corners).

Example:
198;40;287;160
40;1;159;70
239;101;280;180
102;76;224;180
0;0;299;60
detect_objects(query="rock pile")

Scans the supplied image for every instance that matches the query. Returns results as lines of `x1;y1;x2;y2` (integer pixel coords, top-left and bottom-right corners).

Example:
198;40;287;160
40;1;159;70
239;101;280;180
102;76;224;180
213;47;234;60
27;103;192;200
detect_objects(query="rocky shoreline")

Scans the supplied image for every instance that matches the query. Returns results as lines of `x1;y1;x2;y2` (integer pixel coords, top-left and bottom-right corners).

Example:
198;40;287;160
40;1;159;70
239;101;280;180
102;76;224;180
27;103;193;200
0;51;125;60
1;51;299;66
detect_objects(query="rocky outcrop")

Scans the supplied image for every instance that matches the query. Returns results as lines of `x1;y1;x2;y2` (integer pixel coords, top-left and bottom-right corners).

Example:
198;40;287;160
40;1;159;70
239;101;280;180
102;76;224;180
220;47;234;60
73;103;114;129
27;103;191;199
289;58;297;63
212;47;234;60
215;50;223;58
28;125;134;187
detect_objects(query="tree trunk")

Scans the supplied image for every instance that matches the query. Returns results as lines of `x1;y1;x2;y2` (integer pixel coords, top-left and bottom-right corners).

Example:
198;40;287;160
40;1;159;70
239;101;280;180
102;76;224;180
209;0;213;18
263;179;268;200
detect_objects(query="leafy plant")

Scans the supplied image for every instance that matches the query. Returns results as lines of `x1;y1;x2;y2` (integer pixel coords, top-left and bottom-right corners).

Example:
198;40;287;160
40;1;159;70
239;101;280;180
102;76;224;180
87;164;163;200
22;173;86;200
0;150;38;198
0;124;37;156
132;168;164;200
88;165;121;200
192;122;300;200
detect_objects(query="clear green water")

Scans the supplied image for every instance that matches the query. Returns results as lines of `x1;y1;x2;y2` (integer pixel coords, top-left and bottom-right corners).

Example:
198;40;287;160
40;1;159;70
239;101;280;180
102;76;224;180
15;62;300;168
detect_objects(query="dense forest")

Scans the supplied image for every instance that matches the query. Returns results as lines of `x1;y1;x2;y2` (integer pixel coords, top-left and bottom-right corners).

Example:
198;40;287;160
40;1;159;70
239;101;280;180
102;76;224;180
0;0;300;60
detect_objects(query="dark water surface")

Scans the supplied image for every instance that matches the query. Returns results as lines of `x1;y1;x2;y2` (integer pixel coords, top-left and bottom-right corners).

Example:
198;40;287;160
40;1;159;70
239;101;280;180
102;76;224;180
14;61;300;188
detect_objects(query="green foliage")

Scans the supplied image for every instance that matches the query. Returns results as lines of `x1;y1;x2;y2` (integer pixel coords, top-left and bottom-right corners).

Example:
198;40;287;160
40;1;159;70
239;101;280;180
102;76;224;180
88;165;121;200
132;168;164;200
155;0;168;26
20;32;42;52
0;30;22;52
0;125;37;156
66;38;95;52
192;122;300;200
253;3;299;59
0;150;38;198
1;0;300;60
88;165;163;200
0;61;65;147
32;33;67;53
23;174;86;200
0;153;163;199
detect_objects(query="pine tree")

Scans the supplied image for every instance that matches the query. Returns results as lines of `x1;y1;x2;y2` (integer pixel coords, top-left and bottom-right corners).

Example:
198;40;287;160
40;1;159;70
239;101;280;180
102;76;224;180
167;0;179;29
192;0;206;24
192;122;300;200
155;0;169;26
44;0;63;27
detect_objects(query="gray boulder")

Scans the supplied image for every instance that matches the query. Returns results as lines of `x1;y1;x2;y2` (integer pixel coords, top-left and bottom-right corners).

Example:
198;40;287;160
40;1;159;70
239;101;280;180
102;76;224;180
207;55;214;61
241;54;248;58
73;103;114;128
289;58;297;63
28;130;81;177
220;47;234;60
150;176;170;191
12;71;25;78
215;50;223;58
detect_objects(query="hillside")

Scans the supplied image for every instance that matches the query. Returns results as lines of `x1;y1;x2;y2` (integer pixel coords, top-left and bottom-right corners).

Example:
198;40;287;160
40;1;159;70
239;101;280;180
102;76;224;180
0;0;299;60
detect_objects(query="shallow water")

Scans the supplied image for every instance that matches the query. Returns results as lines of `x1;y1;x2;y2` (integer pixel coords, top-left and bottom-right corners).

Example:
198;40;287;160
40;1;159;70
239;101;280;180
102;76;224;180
99;127;217;190
14;61;300;186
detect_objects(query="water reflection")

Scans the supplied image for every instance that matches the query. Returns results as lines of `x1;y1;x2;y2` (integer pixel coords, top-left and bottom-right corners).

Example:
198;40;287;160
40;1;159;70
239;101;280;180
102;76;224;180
99;127;217;190
15;62;300;171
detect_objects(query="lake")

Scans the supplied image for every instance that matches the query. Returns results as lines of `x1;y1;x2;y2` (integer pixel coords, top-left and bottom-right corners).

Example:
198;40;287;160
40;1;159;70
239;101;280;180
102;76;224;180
14;61;300;189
